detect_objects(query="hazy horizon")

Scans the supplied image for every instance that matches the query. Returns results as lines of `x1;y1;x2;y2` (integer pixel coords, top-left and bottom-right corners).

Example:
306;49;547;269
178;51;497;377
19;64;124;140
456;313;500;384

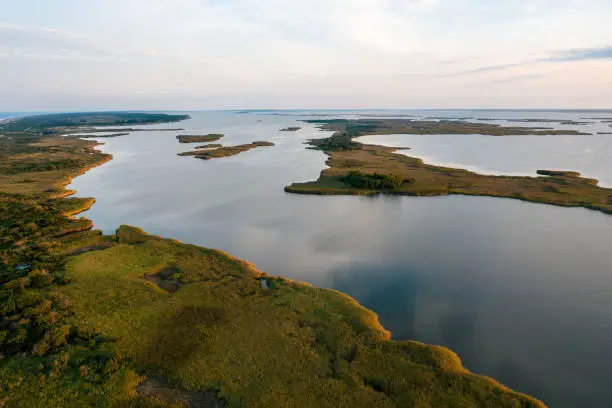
2;0;611;110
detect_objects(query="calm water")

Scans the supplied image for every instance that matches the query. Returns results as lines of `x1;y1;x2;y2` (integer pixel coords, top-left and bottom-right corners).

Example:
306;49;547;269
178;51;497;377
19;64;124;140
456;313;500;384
69;110;612;408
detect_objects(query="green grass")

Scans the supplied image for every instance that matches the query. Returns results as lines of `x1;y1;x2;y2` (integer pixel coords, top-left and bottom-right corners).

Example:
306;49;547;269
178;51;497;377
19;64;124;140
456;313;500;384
56;226;544;408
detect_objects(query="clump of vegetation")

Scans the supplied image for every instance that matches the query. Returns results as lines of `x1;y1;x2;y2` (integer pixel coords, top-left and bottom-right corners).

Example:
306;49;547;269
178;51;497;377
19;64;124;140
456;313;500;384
176;134;224;143
309;132;362;151
342;171;409;191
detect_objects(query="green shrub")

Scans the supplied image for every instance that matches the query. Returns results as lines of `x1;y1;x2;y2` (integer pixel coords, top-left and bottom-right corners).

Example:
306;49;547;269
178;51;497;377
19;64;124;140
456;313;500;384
342;171;409;191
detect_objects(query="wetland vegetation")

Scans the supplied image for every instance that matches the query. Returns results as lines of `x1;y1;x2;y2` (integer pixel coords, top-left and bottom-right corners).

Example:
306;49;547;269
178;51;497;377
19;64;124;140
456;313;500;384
304;118;592;136
0;112;546;407
286;120;612;215
176;134;225;144
195;143;223;149
179;141;275;160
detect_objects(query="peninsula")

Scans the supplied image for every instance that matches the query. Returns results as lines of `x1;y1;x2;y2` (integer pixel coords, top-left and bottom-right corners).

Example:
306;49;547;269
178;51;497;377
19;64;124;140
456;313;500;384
285;120;612;216
0;112;545;407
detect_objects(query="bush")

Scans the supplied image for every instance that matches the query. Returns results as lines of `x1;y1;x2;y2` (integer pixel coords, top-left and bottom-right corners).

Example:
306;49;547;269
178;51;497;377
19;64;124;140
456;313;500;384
342;171;409;191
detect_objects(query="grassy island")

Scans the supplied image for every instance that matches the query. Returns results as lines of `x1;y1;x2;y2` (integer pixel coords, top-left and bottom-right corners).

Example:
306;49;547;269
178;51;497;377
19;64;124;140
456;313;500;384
279;127;302;132
179;141;275;160
286;121;612;216
176;134;225;144
0;112;546;407
304;118;592;136
196;143;223;149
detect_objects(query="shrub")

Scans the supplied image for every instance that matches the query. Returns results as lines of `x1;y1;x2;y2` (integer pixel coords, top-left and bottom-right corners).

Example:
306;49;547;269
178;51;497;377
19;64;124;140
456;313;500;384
342;171;409;191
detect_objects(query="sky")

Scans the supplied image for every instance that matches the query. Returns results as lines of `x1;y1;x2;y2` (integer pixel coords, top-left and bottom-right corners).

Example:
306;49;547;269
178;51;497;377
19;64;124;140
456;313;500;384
1;0;611;110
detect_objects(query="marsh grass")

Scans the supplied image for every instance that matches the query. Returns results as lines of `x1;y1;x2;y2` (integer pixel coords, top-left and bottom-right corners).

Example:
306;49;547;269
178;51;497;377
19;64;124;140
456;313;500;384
179;141;275;160
286;124;612;215
57;226;545;408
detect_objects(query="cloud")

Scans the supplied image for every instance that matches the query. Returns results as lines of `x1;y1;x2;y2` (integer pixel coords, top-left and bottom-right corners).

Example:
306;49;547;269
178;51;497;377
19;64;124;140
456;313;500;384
439;45;612;79
0;22;117;61
490;74;547;84
545;46;612;61
0;21;174;63
439;56;481;65
438;61;534;78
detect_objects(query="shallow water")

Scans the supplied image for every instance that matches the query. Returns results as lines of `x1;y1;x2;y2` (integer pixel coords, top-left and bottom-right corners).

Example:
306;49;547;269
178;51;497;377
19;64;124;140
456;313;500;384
69;110;612;408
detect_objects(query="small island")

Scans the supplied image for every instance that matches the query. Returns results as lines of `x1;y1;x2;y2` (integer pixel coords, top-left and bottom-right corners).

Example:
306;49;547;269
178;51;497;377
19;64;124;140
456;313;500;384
285;121;612;216
279;126;302;132
176;134;224;143
179;141;275;160
195;143;223;149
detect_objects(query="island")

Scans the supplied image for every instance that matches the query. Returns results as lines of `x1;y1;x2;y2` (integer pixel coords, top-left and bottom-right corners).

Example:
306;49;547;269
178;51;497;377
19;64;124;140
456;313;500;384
195;143;223;149
0;112;546;407
285;120;612;216
279;126;302;132
304;118;592;136
176;134;224;143
179;141;275;160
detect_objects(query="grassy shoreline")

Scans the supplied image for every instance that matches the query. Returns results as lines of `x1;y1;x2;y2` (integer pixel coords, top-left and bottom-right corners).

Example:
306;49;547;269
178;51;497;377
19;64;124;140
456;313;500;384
1;113;546;407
